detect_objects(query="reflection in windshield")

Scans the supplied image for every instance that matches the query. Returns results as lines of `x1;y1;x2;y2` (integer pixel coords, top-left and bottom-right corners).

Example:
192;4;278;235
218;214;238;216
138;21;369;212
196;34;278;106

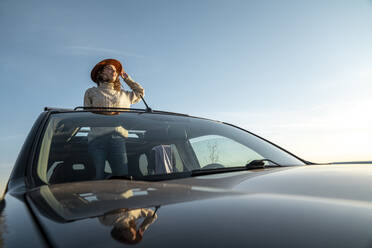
99;207;158;244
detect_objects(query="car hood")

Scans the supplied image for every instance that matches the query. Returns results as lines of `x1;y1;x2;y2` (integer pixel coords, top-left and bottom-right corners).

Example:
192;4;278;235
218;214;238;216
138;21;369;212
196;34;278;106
27;164;372;247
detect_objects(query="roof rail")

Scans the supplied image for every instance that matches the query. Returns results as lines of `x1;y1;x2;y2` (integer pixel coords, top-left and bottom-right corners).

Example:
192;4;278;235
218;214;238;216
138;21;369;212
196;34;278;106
152;110;189;117
74;106;148;112
74;107;189;116
44;106;190;117
44;107;74;112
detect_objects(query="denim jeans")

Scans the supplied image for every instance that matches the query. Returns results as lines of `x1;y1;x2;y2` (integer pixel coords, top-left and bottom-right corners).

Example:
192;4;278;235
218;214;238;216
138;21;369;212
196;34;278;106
88;133;128;179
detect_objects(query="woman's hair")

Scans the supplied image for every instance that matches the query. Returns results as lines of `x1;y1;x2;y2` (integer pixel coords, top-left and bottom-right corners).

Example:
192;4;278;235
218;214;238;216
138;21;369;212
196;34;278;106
111;220;143;244
112;76;122;92
96;65;122;92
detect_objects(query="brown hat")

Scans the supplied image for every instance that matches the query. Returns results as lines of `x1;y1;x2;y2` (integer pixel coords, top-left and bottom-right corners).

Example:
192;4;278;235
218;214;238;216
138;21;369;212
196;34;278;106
91;59;124;83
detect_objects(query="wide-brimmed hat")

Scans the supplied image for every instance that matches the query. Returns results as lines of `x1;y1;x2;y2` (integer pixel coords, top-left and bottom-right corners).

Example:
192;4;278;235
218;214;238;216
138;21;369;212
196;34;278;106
91;59;123;83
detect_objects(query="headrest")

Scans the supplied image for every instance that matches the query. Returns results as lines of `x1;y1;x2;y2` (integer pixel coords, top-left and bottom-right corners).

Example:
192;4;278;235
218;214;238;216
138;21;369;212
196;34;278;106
144;126;187;141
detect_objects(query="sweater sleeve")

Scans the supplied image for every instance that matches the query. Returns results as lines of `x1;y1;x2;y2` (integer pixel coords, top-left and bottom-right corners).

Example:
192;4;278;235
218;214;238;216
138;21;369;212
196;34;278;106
139;209;157;232
84;88;92;107
123;75;145;104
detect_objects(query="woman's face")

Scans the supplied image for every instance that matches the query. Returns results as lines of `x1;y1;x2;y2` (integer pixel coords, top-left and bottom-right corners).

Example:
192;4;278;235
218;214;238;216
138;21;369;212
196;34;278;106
97;64;118;83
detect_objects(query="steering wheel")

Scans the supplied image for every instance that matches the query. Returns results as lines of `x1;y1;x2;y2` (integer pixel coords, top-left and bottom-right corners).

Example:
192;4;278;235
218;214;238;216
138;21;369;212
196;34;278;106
202;163;225;169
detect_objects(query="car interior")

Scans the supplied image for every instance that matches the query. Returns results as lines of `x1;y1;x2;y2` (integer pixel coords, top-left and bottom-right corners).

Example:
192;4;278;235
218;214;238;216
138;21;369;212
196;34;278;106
45;122;200;184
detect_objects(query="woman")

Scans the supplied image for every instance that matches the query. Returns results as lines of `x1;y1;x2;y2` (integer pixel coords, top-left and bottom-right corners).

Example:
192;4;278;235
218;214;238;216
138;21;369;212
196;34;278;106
84;59;145;179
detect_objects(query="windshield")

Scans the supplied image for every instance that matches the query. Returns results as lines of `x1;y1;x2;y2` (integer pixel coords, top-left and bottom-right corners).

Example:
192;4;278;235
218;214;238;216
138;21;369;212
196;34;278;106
35;112;305;184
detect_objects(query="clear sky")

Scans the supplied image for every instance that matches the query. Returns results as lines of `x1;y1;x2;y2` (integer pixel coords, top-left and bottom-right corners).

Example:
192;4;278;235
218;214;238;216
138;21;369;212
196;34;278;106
1;0;372;191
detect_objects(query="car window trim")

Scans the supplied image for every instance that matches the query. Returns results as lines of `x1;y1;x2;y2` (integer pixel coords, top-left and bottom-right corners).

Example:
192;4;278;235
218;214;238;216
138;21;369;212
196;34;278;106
27;111;56;188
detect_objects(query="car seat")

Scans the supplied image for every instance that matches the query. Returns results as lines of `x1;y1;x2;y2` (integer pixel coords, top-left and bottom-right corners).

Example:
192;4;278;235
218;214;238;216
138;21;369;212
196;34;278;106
49;157;95;184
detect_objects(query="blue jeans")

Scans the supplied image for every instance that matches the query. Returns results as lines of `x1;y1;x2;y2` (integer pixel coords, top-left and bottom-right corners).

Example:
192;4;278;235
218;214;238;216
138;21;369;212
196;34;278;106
88;133;128;179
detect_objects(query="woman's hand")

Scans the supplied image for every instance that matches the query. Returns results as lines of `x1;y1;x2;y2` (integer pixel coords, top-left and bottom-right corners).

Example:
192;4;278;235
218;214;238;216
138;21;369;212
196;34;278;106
121;73;145;98
121;71;129;79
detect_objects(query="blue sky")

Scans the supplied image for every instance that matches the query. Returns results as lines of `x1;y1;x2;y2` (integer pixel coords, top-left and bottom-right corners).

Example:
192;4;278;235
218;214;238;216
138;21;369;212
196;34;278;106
1;0;372;191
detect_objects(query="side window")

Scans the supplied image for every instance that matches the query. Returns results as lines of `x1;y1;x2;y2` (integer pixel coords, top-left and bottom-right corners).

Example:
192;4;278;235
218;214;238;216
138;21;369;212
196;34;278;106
189;135;264;168
47;161;64;181
170;144;184;172
139;154;148;175
104;161;112;174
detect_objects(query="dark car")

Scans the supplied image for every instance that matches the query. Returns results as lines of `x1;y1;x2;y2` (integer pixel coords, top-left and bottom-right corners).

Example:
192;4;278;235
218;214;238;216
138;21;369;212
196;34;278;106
1;107;372;247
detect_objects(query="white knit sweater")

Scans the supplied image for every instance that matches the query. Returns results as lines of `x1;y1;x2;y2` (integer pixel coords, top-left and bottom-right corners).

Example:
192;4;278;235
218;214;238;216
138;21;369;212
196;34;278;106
84;75;144;109
83;76;144;139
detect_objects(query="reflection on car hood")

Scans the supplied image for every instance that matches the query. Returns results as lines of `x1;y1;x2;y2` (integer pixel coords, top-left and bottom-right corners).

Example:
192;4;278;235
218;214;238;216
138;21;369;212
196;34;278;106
27;164;372;247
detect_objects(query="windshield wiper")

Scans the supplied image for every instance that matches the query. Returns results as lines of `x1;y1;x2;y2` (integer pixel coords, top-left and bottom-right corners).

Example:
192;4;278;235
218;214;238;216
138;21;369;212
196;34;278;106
191;160;281;177
106;159;282;181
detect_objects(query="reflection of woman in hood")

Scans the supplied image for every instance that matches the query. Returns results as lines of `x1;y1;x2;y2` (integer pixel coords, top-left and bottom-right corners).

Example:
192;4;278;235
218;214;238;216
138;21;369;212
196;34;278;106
99;208;157;245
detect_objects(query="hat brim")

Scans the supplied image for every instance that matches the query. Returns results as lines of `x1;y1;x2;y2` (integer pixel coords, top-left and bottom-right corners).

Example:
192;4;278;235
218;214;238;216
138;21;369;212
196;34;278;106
91;59;123;83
